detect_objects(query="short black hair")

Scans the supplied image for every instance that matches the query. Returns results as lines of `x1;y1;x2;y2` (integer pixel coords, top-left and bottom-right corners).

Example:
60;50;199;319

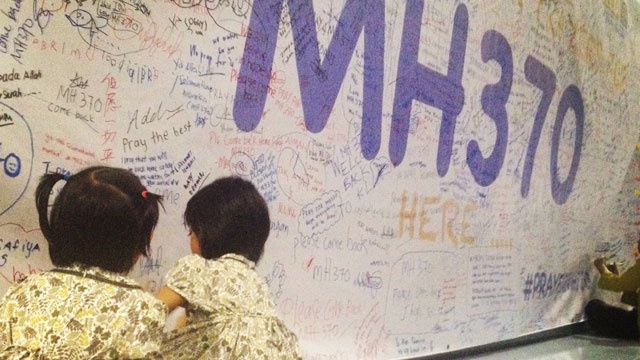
35;166;162;273
184;176;270;262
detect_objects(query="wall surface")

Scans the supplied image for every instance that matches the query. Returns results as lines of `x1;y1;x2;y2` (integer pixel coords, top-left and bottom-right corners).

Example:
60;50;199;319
1;0;640;358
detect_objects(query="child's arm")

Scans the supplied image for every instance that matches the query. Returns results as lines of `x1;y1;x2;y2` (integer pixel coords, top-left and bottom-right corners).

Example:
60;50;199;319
156;285;186;312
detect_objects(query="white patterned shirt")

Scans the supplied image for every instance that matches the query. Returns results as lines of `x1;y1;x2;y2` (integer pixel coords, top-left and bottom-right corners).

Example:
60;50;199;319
0;265;166;359
162;253;301;359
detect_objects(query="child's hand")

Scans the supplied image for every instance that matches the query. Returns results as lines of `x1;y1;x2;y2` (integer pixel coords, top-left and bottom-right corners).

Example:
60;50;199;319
593;257;607;274
605;262;619;275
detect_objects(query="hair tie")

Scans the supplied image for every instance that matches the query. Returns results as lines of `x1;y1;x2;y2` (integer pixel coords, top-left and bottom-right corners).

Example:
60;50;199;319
63;173;71;181
141;191;148;199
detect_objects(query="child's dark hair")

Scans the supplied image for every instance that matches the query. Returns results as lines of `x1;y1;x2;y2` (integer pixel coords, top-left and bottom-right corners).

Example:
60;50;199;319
35;166;162;273
184;176;270;262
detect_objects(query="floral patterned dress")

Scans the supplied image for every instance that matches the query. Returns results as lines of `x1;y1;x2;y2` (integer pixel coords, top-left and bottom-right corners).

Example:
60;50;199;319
0;265;166;359
161;253;302;359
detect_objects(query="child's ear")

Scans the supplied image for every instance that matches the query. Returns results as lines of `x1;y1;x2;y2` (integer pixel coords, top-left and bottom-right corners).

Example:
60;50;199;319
190;231;202;256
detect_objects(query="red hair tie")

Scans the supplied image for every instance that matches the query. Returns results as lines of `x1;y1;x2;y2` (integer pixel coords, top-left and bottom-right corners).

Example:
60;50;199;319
141;191;148;199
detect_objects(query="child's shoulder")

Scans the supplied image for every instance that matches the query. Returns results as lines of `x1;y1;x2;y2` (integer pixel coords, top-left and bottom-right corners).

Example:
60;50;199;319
170;253;253;275
173;253;206;268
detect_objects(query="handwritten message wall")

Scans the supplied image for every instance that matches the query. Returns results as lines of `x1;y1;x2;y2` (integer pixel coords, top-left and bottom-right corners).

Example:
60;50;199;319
2;0;640;358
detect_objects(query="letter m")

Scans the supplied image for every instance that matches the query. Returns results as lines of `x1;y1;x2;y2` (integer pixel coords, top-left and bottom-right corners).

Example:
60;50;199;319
234;0;385;159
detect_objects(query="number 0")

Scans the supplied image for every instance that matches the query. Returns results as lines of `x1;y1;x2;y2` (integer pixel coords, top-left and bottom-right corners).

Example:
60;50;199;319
550;85;584;205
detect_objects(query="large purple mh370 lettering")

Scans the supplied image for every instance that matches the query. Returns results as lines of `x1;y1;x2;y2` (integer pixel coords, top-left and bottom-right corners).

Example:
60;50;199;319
233;1;584;205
